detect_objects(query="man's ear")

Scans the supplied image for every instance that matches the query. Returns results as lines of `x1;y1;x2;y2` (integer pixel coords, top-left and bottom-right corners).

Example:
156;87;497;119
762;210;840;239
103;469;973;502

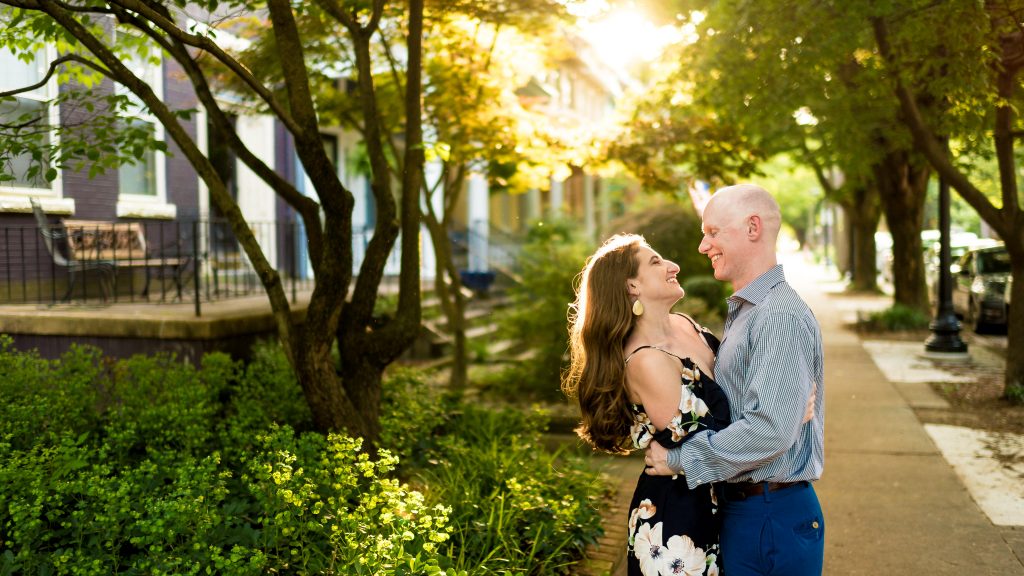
747;215;763;240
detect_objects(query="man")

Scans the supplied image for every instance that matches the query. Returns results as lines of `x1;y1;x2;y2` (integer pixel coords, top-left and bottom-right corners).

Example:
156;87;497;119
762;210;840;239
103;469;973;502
644;183;826;576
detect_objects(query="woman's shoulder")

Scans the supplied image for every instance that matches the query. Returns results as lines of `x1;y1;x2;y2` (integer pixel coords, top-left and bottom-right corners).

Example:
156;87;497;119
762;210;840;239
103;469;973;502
671;311;713;334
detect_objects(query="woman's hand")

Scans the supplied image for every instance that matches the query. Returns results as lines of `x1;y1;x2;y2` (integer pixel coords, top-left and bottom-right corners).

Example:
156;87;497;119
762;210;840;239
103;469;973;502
803;388;817;424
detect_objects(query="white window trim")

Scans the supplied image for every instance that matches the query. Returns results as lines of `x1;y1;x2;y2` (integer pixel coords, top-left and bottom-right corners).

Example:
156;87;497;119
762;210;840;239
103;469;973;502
0;43;71;213
115;35;176;220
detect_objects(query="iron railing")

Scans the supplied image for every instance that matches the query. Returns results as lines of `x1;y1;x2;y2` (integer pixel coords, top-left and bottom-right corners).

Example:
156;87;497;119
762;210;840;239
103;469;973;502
1;218;319;315
2;216;521;314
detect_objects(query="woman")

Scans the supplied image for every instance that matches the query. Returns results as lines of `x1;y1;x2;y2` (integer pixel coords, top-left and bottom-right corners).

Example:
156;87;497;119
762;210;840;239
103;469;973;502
563;233;728;576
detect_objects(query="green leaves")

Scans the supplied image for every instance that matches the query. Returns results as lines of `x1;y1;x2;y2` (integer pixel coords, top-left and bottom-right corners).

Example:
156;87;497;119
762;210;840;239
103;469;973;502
0;341;605;575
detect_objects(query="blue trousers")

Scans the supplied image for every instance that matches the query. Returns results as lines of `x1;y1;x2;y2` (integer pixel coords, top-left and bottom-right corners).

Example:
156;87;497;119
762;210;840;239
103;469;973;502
720;481;824;576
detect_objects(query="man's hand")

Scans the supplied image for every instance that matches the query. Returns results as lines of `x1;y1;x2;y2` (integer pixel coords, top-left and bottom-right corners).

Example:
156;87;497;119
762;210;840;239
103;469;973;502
643;441;676;476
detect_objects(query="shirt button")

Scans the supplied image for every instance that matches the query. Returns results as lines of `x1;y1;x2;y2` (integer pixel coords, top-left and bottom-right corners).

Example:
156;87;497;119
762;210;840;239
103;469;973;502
812;521;820;529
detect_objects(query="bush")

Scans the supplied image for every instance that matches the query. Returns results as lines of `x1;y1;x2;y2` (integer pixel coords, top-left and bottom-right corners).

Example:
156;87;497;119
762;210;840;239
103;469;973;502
0;341;608;576
859;304;931;331
419;407;606;574
496;219;591;400
681;275;729;320
603;199;713;283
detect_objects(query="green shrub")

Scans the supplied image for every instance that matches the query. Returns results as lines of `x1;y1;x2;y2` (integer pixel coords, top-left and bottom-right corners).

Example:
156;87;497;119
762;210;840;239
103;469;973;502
0;342;608;576
860;304;931;331
0;338;105;450
218;339;313;456
603;199;713;282
379;366;452;470
496;219;590;401
419;407;606;575
681;275;730;320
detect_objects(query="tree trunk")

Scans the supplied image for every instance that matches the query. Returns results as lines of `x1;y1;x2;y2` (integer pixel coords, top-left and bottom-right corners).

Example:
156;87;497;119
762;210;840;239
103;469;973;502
296;338;375;438
343;358;385;445
1006;243;1024;402
842;185;882;292
424;214;469;393
873;153;930;313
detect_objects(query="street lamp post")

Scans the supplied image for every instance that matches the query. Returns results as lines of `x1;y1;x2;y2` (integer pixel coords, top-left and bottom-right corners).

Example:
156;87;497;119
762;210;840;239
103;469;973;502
925;177;968;355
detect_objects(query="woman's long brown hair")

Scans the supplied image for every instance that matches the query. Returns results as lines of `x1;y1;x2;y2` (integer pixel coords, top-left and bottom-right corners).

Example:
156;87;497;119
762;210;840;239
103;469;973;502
563;234;644;454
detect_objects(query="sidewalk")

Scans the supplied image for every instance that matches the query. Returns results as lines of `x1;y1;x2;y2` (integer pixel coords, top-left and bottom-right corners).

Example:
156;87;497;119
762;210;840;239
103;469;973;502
791;257;1023;574
579;255;1023;575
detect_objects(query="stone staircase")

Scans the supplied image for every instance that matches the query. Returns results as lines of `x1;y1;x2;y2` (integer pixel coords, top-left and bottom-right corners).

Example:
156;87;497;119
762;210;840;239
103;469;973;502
405;285;528;369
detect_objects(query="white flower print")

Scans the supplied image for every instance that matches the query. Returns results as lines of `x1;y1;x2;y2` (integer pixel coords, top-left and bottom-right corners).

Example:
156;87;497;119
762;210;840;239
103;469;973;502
631;412;656;449
666;415;687;443
680;364;699;383
634;521;665;576
628;499;657;540
659;534;707;576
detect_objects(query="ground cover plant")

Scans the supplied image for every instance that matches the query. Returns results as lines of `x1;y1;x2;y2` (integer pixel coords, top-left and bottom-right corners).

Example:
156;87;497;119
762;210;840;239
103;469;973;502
0;337;606;575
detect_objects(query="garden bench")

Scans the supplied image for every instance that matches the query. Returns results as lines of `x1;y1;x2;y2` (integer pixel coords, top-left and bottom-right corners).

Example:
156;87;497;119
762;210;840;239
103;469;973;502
31;199;190;301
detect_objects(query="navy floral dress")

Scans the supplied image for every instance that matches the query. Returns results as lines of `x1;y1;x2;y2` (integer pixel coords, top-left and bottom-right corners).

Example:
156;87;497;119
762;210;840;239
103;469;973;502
625;318;730;576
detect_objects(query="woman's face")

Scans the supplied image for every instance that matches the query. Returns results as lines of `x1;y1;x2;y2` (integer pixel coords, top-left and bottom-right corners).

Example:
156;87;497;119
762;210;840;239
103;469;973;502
629;245;684;303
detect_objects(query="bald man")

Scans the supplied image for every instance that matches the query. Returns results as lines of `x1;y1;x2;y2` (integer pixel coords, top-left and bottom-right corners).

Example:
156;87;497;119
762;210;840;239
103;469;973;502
644;184;826;576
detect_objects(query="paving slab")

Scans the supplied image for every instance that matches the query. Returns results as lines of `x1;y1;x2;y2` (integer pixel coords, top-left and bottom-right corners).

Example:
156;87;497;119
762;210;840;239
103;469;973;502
785;257;1024;574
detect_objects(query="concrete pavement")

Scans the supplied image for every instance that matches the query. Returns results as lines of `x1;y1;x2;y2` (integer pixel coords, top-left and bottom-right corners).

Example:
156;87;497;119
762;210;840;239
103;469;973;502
797;267;1022;574
579;256;1023;575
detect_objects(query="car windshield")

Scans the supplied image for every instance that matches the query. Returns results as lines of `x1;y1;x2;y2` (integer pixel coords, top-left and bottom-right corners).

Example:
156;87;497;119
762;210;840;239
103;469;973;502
977;250;1011;274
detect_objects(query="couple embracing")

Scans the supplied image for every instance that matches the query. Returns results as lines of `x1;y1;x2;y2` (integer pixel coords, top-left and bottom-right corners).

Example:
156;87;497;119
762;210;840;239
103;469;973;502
564;184;826;576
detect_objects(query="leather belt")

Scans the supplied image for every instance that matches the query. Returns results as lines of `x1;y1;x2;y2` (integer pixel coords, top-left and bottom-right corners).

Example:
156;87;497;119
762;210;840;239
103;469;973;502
722;481;805;500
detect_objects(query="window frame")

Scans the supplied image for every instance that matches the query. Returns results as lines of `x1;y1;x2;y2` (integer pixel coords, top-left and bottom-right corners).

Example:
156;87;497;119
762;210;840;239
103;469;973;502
0;43;73;214
114;29;175;219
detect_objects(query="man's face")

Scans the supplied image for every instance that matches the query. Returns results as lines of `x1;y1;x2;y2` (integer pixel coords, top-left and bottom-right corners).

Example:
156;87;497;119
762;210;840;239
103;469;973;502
699;200;745;283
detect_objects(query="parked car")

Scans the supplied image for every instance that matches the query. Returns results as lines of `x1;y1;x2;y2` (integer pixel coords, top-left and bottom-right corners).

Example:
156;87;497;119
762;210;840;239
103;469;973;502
951;243;1011;332
926;234;1000;302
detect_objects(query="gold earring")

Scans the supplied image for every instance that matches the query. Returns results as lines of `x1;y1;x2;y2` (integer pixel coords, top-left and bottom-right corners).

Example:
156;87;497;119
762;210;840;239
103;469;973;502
632;299;644;316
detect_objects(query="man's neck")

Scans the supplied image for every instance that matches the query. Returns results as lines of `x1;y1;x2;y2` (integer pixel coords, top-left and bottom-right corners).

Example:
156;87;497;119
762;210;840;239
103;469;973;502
732;259;779;293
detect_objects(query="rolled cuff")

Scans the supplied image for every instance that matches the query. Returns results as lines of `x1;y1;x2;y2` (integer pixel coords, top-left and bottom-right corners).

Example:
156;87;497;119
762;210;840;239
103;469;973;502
667;445;687;475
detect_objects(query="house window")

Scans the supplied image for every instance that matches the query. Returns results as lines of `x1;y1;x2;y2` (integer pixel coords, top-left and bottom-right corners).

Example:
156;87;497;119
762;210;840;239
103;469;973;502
115;36;175;219
0;44;70;212
118;118;158;197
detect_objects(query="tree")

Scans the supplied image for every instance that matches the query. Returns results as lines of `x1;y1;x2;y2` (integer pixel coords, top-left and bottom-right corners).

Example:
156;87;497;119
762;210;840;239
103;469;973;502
617;2;936;305
241;0;578;394
414;5;572;393
871;1;1024;401
0;0;425;442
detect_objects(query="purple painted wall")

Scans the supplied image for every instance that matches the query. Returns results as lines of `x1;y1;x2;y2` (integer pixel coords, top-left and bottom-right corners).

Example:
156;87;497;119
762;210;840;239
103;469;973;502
1;53;200;298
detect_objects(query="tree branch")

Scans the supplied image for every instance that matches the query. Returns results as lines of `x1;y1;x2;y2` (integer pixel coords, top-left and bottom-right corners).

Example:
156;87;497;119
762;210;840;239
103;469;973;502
29;0;298;365
103;0;303;136
108;4;328;273
375;0;424;359
870;15;1007;233
0;54;110;99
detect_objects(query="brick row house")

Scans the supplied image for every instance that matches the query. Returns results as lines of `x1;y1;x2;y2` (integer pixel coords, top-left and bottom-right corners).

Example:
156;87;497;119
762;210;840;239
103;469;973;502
0;12;627;362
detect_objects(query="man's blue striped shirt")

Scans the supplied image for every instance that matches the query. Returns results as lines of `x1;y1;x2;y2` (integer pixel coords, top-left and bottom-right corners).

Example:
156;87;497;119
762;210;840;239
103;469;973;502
668;265;825;489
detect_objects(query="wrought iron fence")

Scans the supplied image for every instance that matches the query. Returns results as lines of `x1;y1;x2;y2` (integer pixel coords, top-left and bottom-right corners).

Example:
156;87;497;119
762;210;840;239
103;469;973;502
2;215;519;315
0;217;318;315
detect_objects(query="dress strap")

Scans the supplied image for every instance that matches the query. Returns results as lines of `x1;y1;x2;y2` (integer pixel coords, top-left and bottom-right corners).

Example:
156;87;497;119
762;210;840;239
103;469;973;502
624;345;687;365
673;312;719;355
672;312;705;333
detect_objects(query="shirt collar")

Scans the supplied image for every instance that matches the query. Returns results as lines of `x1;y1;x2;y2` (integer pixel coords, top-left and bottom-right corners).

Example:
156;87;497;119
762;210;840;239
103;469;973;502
731;264;785;306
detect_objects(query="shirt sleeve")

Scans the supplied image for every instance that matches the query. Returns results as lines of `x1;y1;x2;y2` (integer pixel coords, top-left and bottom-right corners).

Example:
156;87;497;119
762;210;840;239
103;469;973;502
667;309;816;489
